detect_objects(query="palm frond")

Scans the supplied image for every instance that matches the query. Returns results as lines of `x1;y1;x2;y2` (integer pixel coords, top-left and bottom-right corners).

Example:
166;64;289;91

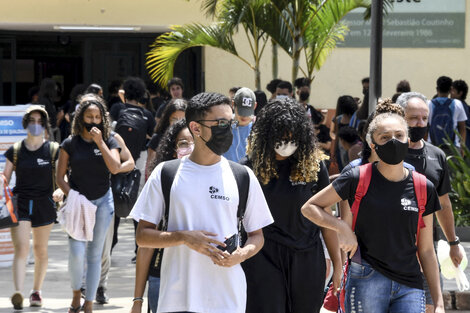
363;0;393;20
146;23;241;88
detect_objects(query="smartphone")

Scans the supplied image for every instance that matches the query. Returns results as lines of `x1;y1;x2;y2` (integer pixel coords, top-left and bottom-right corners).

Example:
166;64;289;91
217;234;238;254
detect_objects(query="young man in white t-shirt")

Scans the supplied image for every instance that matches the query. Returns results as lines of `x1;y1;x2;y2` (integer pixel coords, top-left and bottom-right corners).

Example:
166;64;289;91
131;92;273;313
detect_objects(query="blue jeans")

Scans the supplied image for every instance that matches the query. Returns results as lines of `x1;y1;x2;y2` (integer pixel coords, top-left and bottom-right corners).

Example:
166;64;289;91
345;261;425;313
68;189;114;301
148;276;160;313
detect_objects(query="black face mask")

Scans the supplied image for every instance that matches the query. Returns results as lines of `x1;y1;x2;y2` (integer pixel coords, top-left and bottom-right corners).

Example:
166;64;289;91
200;125;233;156
83;122;102;132
374;138;409;165
299;91;310;102
409;126;428;142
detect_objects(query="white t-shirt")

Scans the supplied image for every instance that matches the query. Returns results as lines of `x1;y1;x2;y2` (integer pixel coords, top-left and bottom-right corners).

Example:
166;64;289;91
130;156;273;313
428;97;467;146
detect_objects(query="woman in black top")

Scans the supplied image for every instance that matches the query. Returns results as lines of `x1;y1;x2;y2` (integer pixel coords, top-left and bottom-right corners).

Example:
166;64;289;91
302;113;444;313
241;98;341;313
3;105;58;310
56;94;121;313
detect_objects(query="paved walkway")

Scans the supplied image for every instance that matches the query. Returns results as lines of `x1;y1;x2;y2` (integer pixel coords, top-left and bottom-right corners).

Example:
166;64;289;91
0;219;469;312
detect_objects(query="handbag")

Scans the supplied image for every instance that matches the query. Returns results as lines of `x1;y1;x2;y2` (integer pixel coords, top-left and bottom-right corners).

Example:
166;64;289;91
111;168;141;218
0;175;19;229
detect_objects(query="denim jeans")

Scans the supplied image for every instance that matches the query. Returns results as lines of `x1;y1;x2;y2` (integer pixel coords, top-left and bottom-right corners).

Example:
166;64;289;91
148;276;160;313
345;261;425;313
68;189;114;301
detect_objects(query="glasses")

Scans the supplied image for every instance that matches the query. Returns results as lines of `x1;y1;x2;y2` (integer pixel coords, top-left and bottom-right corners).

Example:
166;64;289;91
197;119;238;129
176;139;193;149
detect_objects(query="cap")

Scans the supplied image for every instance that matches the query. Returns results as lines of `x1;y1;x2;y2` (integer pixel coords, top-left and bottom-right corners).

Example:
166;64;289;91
233;87;256;117
26;105;49;119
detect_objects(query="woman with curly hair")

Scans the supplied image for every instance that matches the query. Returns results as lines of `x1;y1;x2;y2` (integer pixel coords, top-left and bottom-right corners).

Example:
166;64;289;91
132;119;193;313
56;93;121;313
241;98;341;313
146;99;187;178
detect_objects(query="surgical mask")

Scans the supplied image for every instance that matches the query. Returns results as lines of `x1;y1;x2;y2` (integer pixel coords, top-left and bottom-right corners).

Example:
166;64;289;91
276;95;289;100
374;138;409;165
408;126;428;143
299;91;310;102
83;122;102;132
176;143;194;159
275;141;298;157
200;125;233;156
27;124;44;136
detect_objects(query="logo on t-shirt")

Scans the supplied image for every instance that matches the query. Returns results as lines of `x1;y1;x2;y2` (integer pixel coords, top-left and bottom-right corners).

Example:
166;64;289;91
94;148;102;156
401;198;418;213
37;158;49;166
209;186;230;201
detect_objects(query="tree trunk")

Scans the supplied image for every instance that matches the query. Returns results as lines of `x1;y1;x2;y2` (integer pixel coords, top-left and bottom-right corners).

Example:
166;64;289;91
271;39;278;80
291;29;301;84
254;67;261;90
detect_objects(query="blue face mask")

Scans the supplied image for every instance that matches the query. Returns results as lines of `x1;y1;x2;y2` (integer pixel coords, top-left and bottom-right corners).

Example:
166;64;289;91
27;124;44;136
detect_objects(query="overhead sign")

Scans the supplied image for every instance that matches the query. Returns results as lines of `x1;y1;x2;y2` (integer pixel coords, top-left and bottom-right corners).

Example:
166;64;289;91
340;0;466;48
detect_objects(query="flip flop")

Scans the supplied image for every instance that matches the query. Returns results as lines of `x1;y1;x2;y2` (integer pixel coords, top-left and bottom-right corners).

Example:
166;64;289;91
68;305;81;313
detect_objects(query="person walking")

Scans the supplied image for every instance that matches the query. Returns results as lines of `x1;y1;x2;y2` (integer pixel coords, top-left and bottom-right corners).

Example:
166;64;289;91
302;112;444;313
3;105;59;310
56;94;121;313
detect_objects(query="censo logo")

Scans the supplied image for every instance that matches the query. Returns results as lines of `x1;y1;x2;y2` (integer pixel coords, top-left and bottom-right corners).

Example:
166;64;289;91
0;120;14;126
209;186;230;201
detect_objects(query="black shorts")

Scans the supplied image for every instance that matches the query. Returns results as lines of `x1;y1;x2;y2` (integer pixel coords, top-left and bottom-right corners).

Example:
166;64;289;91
242;238;326;313
17;195;56;228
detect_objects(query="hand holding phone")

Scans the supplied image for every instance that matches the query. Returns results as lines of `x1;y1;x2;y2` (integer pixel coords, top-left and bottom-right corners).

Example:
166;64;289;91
217;234;238;254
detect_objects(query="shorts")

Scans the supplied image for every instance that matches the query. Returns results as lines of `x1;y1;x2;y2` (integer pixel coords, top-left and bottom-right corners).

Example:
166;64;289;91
17;195;56;227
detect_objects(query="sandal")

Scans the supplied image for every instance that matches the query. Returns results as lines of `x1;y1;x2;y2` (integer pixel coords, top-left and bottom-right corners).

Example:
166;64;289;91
68;306;81;313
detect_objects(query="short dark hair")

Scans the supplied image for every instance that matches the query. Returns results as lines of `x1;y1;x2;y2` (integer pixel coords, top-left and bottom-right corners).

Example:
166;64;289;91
452;79;468;100
338;126;361;144
86;83;103;96
167;77;184;90
294;77;310;88
396;80;410;93
276;81;293;93
266;79;282;94
254;90;267;116
337;95;358;116
123;77;147;101
436;76;452;93
229;87;241;94
185;92;231;127
362;77;369;84
108;79;122;95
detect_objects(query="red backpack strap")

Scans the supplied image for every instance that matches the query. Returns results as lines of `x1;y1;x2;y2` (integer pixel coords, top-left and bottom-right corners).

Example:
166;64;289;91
351;163;373;231
412;171;427;245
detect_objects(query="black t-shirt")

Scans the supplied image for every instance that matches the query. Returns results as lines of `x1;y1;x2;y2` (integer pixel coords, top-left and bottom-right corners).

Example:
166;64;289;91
333;163;441;289
405;141;451;197
61;135;120;200
148;133;162;151
242;158;330;250
4;141;57;198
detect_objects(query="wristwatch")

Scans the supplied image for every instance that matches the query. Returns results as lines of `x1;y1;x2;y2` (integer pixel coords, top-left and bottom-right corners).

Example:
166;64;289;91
448;236;460;246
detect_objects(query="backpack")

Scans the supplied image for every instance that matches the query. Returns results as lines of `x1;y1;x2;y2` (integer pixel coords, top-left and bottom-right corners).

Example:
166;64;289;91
429;98;455;146
13;140;60;191
151;158;250;274
337;163;427;312
114;106;148;159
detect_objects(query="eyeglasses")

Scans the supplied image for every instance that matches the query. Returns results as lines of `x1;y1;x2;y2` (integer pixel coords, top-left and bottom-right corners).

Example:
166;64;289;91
197;119;238;129
176;139;193;149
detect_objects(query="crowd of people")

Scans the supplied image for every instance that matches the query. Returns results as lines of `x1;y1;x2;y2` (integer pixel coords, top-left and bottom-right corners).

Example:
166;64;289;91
2;73;469;313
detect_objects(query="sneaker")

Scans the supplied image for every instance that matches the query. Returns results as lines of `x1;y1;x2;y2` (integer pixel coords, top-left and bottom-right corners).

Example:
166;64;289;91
95;286;109;304
29;291;42;307
11;292;23;310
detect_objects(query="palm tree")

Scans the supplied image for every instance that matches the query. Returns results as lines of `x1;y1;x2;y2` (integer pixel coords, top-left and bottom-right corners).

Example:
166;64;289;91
146;0;271;90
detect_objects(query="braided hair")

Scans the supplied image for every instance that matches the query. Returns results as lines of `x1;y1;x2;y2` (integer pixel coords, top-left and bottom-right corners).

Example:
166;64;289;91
246;98;327;185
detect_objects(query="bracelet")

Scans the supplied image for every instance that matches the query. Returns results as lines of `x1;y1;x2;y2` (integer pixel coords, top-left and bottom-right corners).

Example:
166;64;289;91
448;236;460;246
133;297;144;302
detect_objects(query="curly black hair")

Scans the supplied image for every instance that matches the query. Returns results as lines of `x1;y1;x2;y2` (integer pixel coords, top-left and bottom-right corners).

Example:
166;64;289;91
185;92;231;127
148;119;189;174
71;93;111;140
123;77;146;101
247;97;326;185
155;99;187;136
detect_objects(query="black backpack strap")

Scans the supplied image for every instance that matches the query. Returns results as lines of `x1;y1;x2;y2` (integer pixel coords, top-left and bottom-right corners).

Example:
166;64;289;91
228;160;250;246
160;159;182;229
